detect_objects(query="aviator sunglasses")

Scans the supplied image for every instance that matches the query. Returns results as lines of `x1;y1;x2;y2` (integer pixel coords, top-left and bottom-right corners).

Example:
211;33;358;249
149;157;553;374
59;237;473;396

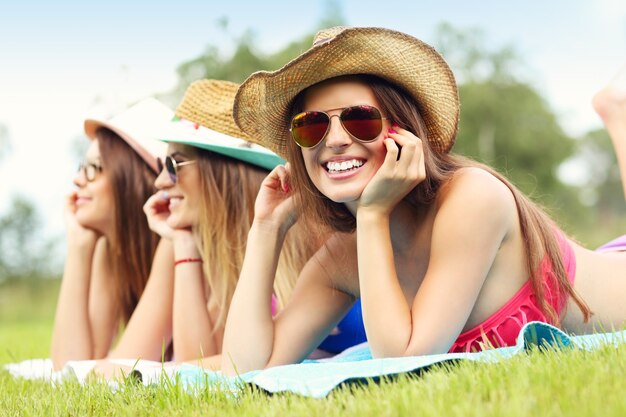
290;104;388;149
157;156;196;183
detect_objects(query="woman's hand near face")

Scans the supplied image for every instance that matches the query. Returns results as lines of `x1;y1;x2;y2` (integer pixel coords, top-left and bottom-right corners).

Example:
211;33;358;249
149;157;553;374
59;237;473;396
358;126;426;216
144;192;199;263
143;192;176;239
64;191;100;248
254;164;298;232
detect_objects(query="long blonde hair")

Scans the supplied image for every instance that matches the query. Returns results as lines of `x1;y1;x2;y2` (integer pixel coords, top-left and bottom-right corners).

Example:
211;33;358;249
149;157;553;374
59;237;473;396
191;146;316;330
287;74;591;325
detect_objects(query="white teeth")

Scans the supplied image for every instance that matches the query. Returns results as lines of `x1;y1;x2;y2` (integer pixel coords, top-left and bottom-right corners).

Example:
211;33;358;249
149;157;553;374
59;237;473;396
326;159;363;173
169;197;182;208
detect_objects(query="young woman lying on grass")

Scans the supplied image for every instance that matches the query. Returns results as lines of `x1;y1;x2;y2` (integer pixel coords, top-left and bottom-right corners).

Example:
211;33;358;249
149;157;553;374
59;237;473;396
51;99;171;370
222;26;626;374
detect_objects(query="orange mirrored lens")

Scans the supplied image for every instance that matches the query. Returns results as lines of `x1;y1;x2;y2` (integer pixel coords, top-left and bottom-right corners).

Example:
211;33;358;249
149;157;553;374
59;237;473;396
291;111;330;148
340;106;383;141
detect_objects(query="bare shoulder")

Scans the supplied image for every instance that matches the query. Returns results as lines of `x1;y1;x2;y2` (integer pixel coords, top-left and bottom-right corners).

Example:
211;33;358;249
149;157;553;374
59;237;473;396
436;166;517;226
442;166;512;197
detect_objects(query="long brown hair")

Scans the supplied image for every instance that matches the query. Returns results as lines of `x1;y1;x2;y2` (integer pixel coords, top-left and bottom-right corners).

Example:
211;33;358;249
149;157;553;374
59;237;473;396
190;146;316;331
97;128;160;325
287;74;591;325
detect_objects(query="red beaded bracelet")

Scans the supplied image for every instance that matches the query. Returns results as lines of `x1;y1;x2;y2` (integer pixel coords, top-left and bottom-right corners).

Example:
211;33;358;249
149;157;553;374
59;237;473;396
174;258;203;266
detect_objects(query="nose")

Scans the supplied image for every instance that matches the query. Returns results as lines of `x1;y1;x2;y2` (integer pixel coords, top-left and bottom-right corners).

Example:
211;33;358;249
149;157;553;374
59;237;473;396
323;114;352;150
154;164;174;190
73;167;87;188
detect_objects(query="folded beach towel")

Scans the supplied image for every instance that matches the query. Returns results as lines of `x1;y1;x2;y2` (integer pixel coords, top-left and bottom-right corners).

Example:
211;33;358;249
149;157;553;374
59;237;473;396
5;322;625;398
178;321;625;398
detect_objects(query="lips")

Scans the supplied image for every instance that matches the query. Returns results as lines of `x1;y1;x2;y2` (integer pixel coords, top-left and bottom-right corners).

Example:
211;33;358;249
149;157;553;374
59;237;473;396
75;196;92;206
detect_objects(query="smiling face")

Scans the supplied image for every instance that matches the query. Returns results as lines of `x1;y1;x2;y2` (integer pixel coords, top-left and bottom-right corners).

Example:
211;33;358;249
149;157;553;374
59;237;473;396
154;143;201;229
73;139;115;234
299;77;390;205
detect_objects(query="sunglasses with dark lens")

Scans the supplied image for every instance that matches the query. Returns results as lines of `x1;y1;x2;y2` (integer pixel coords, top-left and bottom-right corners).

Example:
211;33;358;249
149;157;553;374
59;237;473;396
290;104;388;149
157;156;197;183
78;162;103;182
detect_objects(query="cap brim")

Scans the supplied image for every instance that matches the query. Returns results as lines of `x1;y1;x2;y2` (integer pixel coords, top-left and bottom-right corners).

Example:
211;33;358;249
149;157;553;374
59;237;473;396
160;121;284;171
84;118;164;174
164;137;284;171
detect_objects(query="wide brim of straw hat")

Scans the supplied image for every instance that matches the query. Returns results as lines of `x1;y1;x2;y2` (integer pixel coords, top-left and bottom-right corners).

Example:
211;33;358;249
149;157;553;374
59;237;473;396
84;98;171;174
159;79;285;171
234;26;460;157
175;79;251;141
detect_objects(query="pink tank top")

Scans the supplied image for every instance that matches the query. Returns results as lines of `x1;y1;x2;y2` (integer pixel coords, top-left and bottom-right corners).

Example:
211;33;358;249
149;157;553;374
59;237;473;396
449;232;575;353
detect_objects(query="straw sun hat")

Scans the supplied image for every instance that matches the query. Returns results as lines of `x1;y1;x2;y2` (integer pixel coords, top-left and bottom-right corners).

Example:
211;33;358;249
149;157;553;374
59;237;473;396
234;26;460;157
160;79;284;171
84;98;171;174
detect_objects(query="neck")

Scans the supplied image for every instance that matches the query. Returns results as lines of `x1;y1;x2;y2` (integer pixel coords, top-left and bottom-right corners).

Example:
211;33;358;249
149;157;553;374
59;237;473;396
101;224;114;243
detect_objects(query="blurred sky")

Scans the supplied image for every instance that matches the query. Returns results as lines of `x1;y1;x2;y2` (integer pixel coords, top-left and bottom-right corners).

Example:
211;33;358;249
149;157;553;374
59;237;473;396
0;0;625;250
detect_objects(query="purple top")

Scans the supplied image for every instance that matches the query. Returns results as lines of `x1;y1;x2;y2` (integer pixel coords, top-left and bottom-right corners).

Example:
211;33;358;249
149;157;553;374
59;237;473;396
596;235;626;253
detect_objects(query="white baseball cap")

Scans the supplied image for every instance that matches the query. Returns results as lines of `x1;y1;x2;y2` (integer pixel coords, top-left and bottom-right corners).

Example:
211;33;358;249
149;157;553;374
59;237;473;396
84;97;170;173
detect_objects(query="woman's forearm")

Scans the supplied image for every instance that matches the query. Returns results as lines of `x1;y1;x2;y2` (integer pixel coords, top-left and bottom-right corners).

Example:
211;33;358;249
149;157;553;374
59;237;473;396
50;240;97;369
221;221;287;375
356;210;413;357
87;240;120;359
171;235;217;362
172;261;218;361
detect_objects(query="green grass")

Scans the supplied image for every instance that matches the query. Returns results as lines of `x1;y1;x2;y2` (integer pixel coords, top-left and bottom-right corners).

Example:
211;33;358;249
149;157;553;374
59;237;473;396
1;279;626;416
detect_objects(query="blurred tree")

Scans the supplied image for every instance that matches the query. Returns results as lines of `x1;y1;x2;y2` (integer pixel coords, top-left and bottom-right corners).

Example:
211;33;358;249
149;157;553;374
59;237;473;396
433;23;589;232
566;128;626;247
0;123;57;280
574;128;623;211
0;195;57;280
159;0;346;106
455;82;574;199
434;22;523;85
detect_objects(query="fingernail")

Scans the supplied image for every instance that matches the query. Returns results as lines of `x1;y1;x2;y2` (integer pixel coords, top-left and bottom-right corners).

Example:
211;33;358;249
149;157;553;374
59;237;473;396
161;192;169;200
283;184;290;193
388;128;396;134
392;123;400;128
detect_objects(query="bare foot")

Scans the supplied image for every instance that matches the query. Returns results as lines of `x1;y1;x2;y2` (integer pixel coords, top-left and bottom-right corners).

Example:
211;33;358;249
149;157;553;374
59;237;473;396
592;65;626;123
